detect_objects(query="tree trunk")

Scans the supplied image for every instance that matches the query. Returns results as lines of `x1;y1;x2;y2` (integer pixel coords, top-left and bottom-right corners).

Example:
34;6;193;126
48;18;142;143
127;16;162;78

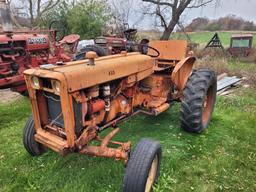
160;30;172;40
160;20;177;40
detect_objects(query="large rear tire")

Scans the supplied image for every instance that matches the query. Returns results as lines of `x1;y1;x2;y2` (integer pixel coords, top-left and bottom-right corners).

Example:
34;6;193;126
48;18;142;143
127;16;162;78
180;69;217;133
75;44;107;60
123;139;162;192
23;116;46;156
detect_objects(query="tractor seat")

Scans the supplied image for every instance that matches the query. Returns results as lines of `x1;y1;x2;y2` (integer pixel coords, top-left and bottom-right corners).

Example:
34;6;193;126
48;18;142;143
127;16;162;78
59;34;80;44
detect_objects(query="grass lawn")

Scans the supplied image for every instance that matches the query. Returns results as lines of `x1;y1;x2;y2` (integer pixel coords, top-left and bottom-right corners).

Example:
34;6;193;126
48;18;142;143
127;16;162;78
0;85;255;191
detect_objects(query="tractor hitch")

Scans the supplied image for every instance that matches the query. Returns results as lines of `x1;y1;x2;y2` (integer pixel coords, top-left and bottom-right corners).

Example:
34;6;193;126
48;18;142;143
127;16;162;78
80;128;131;164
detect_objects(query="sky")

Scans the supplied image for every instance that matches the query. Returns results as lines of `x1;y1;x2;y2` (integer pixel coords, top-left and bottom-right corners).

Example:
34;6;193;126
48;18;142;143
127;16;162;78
3;0;256;31
130;0;256;30
184;0;256;24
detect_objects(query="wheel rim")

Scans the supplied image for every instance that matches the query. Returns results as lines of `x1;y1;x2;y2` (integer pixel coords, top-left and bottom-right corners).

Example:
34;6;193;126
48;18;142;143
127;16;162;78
145;155;158;192
202;85;215;127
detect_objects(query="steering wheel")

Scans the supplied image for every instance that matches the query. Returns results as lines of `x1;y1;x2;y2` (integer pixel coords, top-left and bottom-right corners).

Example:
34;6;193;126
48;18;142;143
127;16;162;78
49;20;67;42
140;43;160;58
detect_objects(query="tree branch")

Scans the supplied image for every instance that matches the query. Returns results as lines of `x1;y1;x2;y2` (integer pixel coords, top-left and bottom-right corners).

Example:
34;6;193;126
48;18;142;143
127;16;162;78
156;5;167;29
40;0;60;16
142;0;175;7
187;0;214;8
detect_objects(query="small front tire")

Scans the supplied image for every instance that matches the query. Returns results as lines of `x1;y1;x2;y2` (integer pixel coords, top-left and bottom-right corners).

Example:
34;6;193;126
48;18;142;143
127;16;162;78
23;116;46;156
123;139;162;192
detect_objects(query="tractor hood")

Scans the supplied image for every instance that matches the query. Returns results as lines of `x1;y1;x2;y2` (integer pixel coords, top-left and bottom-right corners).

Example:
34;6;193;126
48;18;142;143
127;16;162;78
24;52;154;92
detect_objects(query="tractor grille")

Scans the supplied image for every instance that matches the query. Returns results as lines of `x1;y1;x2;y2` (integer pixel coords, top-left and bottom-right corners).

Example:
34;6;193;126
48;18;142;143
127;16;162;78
44;92;64;128
43;91;83;136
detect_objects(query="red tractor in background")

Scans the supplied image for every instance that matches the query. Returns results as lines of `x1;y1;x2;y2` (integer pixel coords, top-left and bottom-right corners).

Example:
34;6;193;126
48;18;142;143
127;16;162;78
75;23;140;60
0;1;80;95
94;27;138;54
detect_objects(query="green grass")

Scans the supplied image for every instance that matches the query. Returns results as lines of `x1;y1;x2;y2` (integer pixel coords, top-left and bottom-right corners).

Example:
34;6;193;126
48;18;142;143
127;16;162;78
190;32;256;48
0;88;256;191
189;32;232;47
170;31;256;48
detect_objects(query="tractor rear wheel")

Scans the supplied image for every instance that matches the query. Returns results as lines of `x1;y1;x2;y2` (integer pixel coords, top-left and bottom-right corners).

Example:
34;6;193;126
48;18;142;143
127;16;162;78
23;116;46;156
123;139;162;192
75;44;107;60
180;69;217;133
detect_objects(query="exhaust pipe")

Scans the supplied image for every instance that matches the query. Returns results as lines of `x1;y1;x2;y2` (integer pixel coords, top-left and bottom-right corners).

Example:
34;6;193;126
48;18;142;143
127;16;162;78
0;0;13;33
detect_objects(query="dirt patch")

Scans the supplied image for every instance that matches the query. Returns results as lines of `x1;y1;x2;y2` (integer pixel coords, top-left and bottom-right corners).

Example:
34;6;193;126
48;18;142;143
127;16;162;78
0;89;22;105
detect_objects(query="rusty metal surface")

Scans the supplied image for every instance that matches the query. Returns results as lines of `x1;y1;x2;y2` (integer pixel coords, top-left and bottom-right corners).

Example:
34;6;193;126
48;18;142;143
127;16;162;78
24;53;154;93
228;34;253;57
0;31;79;93
0;1;80;94
202;82;216;127
141;74;171;98
153;103;170;116
171;57;196;91
80;128;131;163
24;72;76;148
35;129;68;155
75;125;97;149
148;40;187;61
231;34;253;38
101;128;120;147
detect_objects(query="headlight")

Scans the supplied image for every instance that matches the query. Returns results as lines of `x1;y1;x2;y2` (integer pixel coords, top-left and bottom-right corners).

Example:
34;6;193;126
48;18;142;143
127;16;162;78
31;76;40;89
52;80;61;94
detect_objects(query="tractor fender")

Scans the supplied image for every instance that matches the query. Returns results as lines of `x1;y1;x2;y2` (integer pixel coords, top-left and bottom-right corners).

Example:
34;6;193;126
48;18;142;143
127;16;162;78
171;56;196;91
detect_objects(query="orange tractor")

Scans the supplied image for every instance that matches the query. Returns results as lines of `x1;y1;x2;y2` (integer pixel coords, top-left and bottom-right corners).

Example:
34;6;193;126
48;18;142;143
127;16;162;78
23;40;217;191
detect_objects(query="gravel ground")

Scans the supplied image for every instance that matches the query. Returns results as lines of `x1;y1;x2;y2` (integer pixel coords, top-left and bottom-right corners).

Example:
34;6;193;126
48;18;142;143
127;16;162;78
0;89;22;104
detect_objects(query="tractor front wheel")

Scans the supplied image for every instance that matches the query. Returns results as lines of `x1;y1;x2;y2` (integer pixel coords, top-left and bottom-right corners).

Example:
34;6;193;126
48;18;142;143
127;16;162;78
23;116;46;156
123;139;162;192
180;69;217;133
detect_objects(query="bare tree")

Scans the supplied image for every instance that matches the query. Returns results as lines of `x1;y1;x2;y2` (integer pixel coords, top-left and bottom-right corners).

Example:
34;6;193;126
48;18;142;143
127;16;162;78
111;0;134;25
109;0;146;35
142;0;216;40
108;0;137;35
17;0;61;27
